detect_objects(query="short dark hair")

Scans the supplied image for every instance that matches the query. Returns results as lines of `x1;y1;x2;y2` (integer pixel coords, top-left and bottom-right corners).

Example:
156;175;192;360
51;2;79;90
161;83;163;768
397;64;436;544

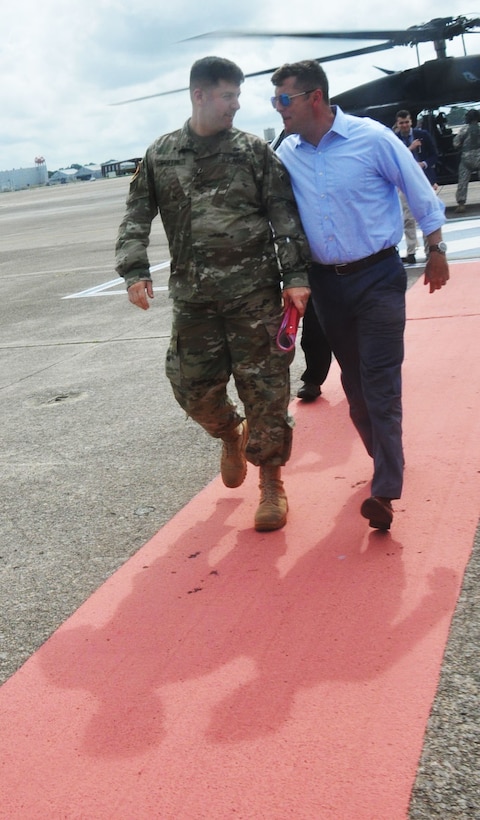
189;56;244;90
465;108;479;123
271;60;329;103
395;109;411;120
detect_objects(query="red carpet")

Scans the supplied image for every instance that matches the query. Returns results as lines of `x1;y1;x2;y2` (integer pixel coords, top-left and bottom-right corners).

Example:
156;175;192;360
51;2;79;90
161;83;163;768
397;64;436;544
1;264;479;819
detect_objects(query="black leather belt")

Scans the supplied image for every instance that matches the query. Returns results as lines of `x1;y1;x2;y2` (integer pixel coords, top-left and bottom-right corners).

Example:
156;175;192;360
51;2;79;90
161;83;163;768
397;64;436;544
312;246;397;276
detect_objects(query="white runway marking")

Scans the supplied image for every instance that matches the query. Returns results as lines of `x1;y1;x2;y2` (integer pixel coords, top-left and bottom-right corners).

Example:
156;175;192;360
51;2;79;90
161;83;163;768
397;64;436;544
65;217;480;299
397;216;480;263
63;262;169;298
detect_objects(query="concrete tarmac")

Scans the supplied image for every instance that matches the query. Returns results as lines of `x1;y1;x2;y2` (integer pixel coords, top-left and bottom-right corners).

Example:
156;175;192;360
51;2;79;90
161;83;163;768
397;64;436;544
0;177;479;817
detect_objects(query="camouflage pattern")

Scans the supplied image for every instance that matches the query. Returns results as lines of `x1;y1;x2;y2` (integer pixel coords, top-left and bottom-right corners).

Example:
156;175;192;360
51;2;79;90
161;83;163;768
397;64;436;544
454;123;480;204
455;150;480;204
166;287;294;466
115;122;310;466
453;122;480;153
115;121;311;297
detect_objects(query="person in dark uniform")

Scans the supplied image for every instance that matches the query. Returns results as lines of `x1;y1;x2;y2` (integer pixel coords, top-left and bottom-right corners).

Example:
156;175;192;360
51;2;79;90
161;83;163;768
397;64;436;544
296;298;332;401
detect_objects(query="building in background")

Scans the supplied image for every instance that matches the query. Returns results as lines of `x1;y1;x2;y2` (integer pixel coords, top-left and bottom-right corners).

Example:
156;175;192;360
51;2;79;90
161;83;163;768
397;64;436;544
0;156;144;189
0;157;48;191
47;168;78;185
101;158;141;178
47;165;102;184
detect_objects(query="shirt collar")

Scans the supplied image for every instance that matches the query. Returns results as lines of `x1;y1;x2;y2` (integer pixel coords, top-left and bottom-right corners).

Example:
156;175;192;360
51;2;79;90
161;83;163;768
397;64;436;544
328;105;348;138
295;105;348;149
400;127;413;142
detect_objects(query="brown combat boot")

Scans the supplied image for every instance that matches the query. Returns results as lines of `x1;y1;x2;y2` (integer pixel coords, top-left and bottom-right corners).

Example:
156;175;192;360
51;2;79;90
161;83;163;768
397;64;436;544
254;465;288;531
220;420;248;488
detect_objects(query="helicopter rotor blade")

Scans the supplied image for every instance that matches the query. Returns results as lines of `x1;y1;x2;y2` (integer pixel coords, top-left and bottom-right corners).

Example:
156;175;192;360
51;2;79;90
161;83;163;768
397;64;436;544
243;42;395;78
110;15;480;106
183;29;411;42
182;16;480;48
373;66;397;75
110;86;190;105
110;42;395;105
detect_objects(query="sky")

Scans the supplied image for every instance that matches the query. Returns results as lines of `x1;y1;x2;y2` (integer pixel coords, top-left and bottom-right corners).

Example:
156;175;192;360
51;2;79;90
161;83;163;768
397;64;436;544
2;0;479;171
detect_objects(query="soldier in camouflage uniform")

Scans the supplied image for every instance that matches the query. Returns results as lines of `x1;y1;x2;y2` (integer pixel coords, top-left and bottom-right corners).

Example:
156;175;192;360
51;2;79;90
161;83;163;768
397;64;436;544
454;109;480;213
115;56;311;532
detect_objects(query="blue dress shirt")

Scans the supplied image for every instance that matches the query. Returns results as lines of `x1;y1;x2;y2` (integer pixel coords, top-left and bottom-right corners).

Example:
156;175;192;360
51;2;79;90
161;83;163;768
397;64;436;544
276;106;445;265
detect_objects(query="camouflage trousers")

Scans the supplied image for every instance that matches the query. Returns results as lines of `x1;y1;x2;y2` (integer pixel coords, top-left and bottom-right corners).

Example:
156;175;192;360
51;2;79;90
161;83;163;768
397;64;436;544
165;286;294;466
456;150;480;204
398;190;417;255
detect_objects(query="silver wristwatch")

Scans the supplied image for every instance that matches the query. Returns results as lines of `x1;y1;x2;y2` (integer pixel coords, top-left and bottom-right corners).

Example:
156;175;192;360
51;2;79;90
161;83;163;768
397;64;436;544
428;241;447;254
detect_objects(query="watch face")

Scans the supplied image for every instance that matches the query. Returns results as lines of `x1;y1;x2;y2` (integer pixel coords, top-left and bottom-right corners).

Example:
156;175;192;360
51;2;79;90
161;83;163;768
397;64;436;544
431;242;447;253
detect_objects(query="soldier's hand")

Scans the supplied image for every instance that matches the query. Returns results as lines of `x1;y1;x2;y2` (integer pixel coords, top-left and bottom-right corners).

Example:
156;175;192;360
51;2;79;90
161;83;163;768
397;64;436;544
128;280;154;310
283;286;311;317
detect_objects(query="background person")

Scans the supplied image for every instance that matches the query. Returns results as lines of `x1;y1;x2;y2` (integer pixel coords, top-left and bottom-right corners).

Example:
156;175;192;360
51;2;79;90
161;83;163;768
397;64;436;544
454;108;480;213
296;297;332;401
271;60;449;531
394;109;438;265
115;56;311;532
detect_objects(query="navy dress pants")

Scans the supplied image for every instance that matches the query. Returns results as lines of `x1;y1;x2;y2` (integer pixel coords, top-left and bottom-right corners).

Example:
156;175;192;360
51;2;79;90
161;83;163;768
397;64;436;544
309;254;406;499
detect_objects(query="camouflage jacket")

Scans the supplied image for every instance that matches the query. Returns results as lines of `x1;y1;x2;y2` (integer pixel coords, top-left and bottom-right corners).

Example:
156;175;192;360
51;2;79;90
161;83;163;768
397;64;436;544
115;122;311;301
454;122;480;153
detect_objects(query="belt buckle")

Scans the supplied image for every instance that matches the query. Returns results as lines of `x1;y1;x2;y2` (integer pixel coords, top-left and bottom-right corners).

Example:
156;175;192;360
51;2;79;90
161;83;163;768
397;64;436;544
335;263;348;275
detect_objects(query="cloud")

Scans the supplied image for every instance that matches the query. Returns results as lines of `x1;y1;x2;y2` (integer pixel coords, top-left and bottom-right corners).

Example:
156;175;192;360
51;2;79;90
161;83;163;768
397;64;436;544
0;0;476;171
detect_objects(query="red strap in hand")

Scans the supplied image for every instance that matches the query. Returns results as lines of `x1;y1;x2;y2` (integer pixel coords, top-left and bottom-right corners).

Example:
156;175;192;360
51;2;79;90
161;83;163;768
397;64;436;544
276;304;300;352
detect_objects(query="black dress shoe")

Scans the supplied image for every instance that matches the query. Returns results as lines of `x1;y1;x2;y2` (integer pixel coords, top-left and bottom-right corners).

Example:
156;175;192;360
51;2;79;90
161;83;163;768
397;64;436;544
297;382;321;401
401;254;416;265
360;496;393;530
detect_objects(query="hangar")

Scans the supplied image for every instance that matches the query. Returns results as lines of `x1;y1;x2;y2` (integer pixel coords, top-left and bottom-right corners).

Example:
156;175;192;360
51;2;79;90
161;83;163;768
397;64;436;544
101;158;141;178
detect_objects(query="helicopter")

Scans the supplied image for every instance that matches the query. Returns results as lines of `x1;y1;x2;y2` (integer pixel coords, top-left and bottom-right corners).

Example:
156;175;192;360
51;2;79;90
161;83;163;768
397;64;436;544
113;16;480;185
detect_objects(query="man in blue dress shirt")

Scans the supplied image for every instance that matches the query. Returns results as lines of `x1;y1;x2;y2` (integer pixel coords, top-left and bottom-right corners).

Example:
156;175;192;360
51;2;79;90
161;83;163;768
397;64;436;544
271;60;449;531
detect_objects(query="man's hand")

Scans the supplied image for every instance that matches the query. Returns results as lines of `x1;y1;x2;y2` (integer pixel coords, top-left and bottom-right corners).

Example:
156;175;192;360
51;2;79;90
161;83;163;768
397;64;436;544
283;286;311;317
128;280;154;310
423;254;450;293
